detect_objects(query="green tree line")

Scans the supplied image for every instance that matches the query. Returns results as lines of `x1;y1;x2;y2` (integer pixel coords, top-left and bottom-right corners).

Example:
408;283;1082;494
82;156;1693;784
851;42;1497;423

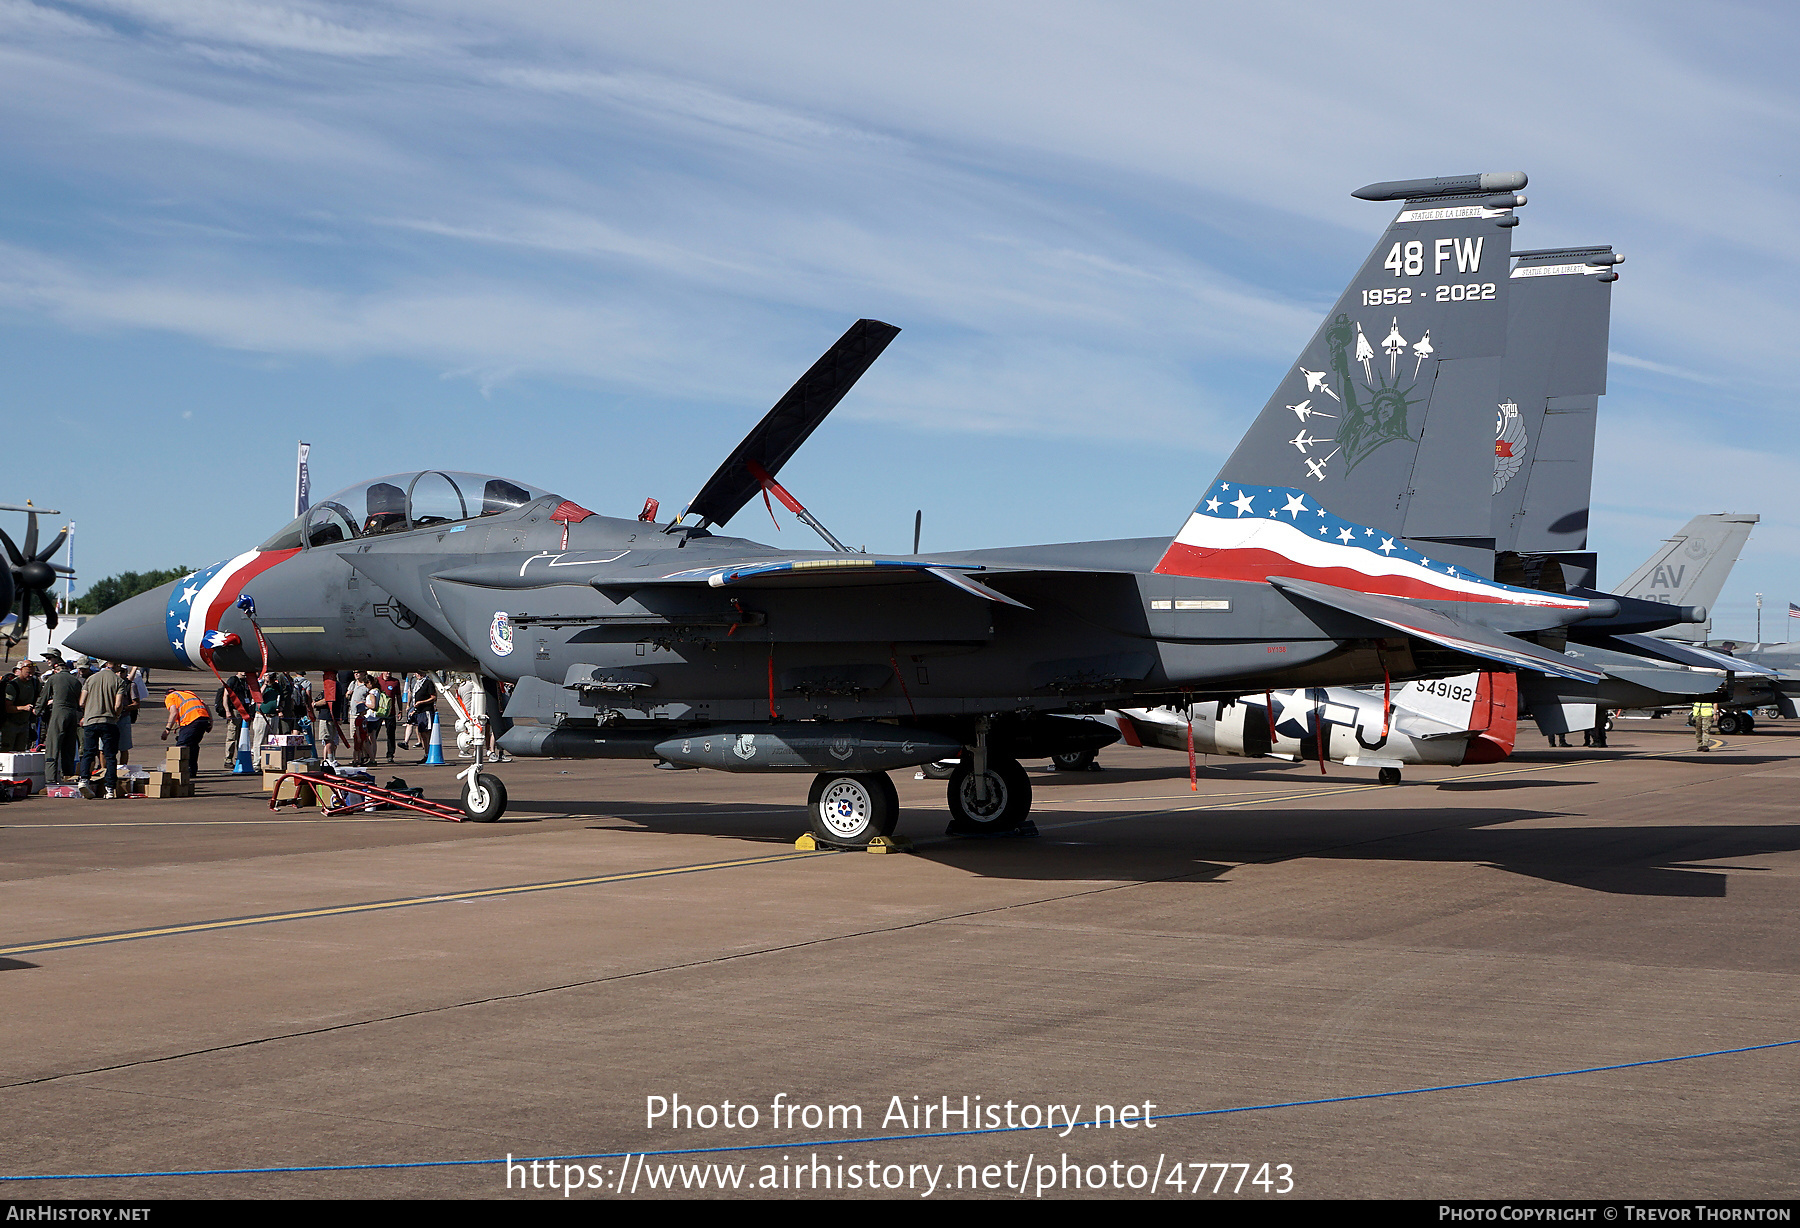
72;567;191;615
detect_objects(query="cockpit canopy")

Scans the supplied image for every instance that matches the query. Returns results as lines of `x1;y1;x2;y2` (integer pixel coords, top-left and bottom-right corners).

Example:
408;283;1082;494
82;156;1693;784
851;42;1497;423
258;472;557;550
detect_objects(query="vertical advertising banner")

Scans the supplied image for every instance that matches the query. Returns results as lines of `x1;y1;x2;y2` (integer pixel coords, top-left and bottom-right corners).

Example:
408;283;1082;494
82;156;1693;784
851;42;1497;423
295;441;312;519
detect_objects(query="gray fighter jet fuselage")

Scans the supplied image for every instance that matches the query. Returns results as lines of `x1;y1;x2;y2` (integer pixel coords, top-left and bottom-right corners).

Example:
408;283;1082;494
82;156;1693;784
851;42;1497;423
70;171;1631;843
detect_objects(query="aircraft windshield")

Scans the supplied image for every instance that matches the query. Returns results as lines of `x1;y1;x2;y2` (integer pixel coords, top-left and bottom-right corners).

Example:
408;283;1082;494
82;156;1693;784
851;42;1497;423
256;472;557;550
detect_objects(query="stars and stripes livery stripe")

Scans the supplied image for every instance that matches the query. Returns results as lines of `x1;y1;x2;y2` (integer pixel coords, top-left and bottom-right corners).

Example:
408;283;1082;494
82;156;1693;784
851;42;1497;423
164;549;299;667
1155;482;1588;609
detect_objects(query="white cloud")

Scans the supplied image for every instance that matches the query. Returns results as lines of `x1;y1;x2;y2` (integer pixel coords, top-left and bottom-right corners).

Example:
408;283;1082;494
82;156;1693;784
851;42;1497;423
1;0;1798;454
74;0;440;57
0;0;108;38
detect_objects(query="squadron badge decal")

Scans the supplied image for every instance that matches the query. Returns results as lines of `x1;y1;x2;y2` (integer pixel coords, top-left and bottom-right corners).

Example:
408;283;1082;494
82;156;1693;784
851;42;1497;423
1493;399;1527;494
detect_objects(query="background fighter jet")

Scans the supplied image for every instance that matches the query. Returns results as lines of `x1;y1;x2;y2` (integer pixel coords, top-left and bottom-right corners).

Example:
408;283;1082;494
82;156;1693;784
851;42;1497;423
72;171;1632;843
1614;514;1758;641
1520;513;1777;738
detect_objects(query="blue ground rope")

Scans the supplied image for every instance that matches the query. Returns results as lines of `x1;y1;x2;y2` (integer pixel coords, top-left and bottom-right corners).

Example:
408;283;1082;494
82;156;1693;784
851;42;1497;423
5;1037;1795;1182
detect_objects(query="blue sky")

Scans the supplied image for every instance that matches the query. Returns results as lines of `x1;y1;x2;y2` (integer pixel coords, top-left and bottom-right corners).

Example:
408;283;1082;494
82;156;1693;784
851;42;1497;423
3;1;1798;640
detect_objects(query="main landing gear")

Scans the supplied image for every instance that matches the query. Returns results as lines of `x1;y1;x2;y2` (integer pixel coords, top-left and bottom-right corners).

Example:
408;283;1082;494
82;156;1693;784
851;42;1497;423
805;719;1040;847
944;717;1035;838
945;756;1032;836
806;772;900;845
805;746;1038;847
1716;710;1753;736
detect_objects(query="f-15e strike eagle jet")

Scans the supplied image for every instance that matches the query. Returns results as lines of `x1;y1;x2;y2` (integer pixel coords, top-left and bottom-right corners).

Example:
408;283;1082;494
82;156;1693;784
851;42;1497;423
74;171;1664;843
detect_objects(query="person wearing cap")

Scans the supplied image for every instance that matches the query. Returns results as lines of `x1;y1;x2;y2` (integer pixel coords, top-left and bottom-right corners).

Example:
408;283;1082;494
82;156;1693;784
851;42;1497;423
2;660;40;752
35;651;82;784
74;660;126;799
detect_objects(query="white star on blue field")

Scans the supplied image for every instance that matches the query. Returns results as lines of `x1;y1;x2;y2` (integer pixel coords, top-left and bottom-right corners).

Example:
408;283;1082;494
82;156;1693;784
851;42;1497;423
1195;483;1469;576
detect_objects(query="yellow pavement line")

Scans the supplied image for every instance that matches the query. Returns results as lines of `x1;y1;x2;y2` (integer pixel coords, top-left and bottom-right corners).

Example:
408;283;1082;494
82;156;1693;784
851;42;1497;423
0;849;837;957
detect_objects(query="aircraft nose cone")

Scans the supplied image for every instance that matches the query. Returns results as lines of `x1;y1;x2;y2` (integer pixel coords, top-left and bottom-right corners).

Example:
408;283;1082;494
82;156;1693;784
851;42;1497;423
62;580;189;668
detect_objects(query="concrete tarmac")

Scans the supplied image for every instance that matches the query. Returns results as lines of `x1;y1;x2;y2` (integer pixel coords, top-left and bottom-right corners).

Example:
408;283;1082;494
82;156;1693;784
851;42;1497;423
2;690;1797;1200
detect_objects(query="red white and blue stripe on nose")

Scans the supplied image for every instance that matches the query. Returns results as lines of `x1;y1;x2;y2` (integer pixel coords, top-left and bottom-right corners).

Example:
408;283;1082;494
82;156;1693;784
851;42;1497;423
1155;483;1587;609
164;549;298;667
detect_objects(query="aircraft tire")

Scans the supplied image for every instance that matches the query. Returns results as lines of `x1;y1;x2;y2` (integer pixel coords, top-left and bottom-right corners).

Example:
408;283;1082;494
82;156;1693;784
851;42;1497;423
461;772;507;822
946;757;1031;835
1717;711;1744;736
1377;767;1401;785
920;759;957;780
806;772;899;846
1051;749;1096;772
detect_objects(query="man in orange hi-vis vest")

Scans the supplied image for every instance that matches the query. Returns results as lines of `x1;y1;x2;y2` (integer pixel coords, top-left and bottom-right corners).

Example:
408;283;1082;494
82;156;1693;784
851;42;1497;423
162;688;213;780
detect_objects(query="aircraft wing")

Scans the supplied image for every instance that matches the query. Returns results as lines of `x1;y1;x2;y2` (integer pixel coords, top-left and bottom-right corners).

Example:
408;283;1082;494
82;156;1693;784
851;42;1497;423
1267;576;1605;684
683;319;900;528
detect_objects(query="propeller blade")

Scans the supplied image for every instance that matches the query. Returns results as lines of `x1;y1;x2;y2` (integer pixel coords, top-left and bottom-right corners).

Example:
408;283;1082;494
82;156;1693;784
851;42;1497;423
21;511;36;560
0;527;21;570
0;565;12;625
50;563;75;575
35;527;68;564
35;588;57;631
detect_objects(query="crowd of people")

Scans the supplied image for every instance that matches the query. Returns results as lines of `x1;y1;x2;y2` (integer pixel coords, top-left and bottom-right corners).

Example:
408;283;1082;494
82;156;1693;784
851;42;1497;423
4;649;152;797
1;651;512;798
216;668;513;767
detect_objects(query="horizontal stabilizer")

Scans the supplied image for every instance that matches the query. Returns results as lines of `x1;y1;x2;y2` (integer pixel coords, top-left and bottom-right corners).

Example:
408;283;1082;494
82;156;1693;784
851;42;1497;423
1391;712;1478;742
1558;641;1728;698
1609;633;1782;677
1268;576;1603;683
